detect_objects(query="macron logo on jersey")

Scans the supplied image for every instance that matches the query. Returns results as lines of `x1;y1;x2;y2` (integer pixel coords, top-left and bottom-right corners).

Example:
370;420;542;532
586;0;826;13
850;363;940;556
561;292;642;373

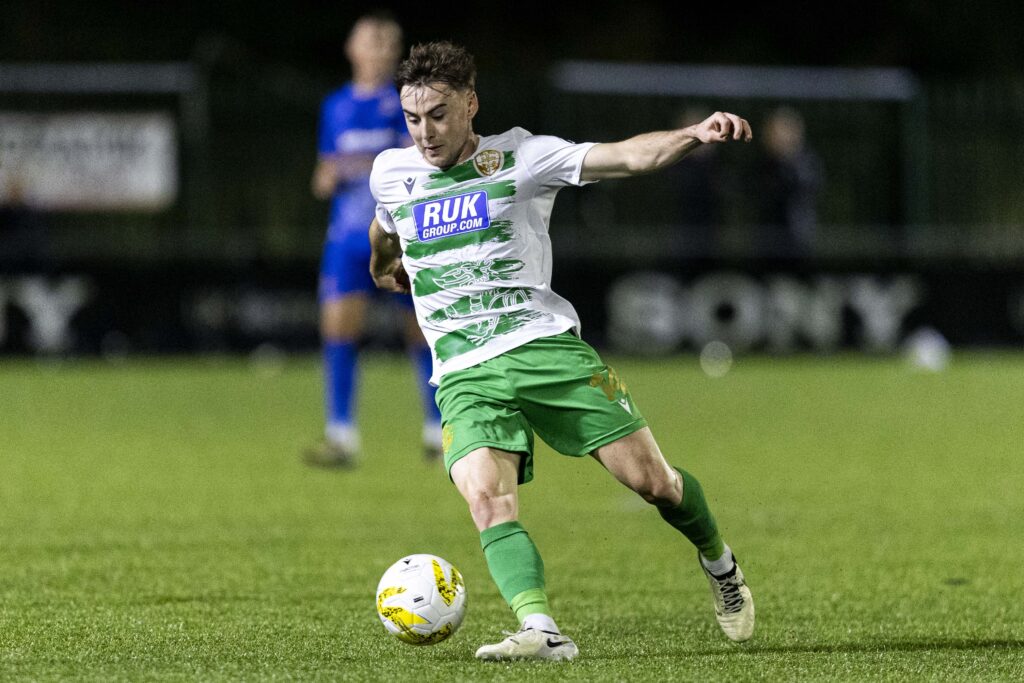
413;191;491;242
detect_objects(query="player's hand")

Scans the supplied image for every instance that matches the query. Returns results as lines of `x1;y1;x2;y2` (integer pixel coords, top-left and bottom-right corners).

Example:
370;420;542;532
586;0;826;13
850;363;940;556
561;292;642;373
690;112;753;144
371;259;411;294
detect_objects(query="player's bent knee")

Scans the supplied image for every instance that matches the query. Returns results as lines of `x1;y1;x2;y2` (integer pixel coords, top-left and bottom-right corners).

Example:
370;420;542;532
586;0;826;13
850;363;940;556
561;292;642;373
450;448;521;530
464;491;517;530
635;471;682;507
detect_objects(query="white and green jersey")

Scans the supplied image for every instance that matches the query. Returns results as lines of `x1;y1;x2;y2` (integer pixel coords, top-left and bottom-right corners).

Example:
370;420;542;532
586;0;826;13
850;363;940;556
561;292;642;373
370;127;597;383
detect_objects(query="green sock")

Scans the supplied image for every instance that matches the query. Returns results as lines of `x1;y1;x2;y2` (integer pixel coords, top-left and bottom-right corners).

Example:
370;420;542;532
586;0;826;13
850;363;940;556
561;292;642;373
509;588;550;621
658;467;725;560
480;521;550;619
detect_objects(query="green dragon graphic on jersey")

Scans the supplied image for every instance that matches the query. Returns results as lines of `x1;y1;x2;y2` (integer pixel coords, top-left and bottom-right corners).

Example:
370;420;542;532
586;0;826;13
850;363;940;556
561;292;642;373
427;287;533;323
435;310;550;362
413;259;524;297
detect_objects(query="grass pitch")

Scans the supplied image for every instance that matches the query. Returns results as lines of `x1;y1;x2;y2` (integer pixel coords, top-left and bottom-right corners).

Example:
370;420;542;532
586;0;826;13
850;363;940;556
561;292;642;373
2;352;1023;681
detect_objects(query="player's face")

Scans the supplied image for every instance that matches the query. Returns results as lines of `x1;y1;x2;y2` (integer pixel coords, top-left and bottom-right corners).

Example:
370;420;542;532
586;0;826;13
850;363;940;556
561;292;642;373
400;83;478;170
346;20;402;84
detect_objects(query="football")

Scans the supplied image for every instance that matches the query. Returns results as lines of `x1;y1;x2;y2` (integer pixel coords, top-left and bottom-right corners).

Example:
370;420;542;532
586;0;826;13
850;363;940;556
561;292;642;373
375;554;467;645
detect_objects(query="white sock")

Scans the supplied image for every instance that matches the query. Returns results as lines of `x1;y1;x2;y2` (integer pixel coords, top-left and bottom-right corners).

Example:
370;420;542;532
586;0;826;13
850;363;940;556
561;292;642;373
521;613;559;634
700;544;735;577
325;423;360;452
422;422;443;448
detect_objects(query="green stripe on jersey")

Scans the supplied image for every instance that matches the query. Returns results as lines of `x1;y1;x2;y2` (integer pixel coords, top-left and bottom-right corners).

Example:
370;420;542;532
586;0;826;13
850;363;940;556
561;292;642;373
413;259;524;297
426;287;533;323
393;180;517;221
435;310;549;362
404;221;515;260
423;152;516;190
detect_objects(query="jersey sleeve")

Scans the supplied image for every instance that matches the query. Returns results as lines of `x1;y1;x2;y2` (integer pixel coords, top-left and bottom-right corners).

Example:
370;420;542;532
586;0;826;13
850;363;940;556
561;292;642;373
374;204;397;234
519;134;598;188
369;155;398;234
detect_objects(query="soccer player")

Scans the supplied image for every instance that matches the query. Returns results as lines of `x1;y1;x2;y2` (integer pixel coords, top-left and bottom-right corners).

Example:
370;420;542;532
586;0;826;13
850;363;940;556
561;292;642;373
369;42;755;661
305;13;443;467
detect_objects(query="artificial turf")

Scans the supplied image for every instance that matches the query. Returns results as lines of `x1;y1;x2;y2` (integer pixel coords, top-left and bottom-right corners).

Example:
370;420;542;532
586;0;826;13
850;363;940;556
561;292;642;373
2;353;1022;680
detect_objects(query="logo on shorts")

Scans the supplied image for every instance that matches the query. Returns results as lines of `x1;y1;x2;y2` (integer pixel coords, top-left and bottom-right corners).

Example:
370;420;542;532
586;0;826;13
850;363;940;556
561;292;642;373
473;149;503;176
617;397;633;415
442;424;454;454
413;190;491;242
590;366;629;402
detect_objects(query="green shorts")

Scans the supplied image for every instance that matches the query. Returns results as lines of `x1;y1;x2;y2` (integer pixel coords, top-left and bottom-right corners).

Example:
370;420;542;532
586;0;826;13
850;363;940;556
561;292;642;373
435;331;647;484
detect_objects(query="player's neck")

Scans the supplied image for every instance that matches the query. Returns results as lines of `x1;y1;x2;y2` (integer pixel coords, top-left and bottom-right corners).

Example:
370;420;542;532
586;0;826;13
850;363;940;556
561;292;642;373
452;133;480;167
351;74;389;95
428;133;480;171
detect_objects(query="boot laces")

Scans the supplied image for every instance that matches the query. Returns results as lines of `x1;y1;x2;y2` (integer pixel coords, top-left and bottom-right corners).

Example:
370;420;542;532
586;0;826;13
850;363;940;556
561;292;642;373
717;577;745;613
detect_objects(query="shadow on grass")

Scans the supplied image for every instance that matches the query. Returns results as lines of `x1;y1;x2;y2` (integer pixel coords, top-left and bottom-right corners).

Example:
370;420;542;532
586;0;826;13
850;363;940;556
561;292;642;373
589;638;1024;661
735;638;1024;656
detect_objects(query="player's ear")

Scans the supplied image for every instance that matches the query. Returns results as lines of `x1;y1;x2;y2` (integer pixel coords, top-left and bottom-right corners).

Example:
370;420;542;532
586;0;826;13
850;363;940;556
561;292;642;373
467;91;479;120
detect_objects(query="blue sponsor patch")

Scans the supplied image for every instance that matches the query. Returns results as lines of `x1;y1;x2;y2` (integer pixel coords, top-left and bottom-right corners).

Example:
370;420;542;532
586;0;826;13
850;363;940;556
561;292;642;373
413;190;491;242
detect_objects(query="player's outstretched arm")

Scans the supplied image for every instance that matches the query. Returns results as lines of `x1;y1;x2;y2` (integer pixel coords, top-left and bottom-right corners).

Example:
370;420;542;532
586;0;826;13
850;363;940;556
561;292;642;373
581;111;752;181
369;218;411;294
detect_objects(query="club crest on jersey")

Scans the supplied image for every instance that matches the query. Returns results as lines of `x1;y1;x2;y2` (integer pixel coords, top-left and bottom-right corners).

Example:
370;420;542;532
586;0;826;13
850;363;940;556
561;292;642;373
473;149;503;176
413;190;491;242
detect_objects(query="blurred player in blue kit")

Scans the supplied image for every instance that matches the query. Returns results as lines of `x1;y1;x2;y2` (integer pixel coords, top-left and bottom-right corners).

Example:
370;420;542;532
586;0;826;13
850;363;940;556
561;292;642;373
304;12;442;467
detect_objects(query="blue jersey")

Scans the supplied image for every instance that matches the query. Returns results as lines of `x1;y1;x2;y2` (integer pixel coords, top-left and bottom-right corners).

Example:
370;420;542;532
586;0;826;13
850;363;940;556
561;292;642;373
317;83;407;243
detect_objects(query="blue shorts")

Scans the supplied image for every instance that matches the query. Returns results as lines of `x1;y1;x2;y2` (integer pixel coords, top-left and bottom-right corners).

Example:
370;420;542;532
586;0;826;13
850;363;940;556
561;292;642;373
318;231;414;309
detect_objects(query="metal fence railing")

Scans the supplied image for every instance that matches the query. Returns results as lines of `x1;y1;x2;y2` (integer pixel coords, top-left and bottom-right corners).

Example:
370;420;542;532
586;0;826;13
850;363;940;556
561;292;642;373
1;63;1022;264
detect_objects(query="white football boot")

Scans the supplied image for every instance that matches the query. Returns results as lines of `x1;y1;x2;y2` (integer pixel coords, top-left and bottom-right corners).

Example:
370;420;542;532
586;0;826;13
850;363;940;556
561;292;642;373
475;627;579;662
700;553;755;642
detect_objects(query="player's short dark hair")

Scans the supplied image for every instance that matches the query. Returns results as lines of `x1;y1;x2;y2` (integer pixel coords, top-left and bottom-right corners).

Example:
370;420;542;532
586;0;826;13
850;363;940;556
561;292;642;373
395;41;476;92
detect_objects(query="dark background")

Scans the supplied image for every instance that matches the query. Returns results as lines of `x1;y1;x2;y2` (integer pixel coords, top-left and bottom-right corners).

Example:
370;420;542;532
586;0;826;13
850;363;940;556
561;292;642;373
5;1;1022;73
3;0;1023;261
2;1;1023;354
